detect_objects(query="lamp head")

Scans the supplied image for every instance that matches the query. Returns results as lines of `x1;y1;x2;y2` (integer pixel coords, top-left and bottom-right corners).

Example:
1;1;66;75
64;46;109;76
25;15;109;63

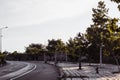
5;26;8;28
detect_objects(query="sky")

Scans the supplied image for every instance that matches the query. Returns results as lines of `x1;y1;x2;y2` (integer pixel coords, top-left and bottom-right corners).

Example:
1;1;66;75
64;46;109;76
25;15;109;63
0;0;120;52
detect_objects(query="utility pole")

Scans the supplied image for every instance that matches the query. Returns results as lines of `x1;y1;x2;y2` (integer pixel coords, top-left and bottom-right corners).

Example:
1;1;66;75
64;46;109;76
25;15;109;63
0;26;8;53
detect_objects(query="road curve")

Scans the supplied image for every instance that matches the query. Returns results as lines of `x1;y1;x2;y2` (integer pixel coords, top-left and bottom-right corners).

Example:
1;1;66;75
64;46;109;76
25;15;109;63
13;61;59;80
0;61;35;80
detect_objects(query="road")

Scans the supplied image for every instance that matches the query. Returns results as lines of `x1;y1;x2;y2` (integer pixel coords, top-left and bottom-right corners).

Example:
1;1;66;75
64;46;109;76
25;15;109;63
0;61;35;80
0;61;59;80
0;61;27;77
13;61;59;80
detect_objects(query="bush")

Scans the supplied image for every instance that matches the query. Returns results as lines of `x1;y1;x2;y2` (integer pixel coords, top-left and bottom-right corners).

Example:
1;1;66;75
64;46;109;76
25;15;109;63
0;53;6;64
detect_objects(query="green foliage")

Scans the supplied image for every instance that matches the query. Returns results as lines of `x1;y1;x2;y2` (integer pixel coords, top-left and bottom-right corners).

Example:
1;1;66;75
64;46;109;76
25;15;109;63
46;39;65;53
66;33;88;62
25;43;46;60
0;53;6;64
104;18;120;52
86;1;120;64
90;1;109;46
46;39;66;62
86;1;109;62
66;38;77;61
25;43;45;54
111;0;120;3
92;1;108;26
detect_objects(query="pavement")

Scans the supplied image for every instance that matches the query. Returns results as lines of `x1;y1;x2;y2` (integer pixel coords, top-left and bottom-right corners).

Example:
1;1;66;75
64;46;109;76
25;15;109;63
49;62;120;80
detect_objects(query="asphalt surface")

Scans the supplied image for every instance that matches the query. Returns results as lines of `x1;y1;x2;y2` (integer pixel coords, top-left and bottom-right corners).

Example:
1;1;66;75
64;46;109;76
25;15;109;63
0;61;35;80
13;61;59;80
0;61;27;77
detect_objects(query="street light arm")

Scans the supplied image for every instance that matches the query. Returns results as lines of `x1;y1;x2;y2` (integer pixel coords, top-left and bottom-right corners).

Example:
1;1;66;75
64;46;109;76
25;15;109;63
5;26;8;28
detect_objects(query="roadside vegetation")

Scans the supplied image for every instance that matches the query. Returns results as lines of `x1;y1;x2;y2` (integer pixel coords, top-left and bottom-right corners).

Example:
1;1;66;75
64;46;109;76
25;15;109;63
0;52;6;65
5;0;120;69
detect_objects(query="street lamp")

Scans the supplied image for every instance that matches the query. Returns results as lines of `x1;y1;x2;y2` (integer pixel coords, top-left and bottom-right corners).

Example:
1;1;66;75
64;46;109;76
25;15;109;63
0;26;8;53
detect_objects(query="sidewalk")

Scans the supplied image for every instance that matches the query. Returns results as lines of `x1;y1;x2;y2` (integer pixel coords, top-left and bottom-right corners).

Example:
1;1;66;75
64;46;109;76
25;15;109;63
49;62;120;80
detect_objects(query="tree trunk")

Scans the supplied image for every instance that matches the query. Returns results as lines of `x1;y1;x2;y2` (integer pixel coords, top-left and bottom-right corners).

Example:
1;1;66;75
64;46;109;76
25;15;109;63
66;53;68;62
100;45;102;67
88;57;91;66
44;53;47;63
54;52;57;65
79;55;81;70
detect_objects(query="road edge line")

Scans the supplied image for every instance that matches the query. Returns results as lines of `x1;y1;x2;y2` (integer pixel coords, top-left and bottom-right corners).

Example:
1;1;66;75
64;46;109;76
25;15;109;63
10;64;36;80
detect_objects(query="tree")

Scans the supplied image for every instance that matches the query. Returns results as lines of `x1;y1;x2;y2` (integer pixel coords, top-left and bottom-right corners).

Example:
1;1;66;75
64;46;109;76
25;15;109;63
66;33;88;69
0;52;6;64
86;1;120;71
63;45;69;62
111;0;120;3
25;43;45;60
46;39;65;64
74;33;88;69
26;44;45;54
86;26;101;62
104;18;120;71
92;1;109;26
66;38;77;62
86;1;109;64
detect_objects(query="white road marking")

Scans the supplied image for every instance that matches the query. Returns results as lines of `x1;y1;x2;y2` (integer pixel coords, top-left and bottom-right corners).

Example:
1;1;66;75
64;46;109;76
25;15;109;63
10;64;36;80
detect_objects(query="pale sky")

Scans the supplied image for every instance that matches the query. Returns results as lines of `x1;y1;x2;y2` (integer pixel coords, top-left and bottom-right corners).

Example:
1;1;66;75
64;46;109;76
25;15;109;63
0;0;120;52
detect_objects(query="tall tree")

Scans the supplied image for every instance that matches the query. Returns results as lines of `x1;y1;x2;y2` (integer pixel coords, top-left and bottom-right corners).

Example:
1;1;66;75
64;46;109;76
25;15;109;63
92;1;108;26
86;1;109;64
104;18;120;71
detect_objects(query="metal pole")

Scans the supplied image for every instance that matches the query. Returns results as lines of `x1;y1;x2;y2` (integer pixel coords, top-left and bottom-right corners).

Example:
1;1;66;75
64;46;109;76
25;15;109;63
0;26;8;53
0;29;2;53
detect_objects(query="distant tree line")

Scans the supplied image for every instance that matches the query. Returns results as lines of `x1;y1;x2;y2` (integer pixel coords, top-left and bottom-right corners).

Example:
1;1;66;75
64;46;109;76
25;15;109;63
0;51;8;65
4;1;120;68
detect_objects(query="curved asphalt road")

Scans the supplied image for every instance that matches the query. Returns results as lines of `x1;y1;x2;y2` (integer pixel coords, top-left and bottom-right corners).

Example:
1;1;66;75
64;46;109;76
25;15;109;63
0;61;27;77
0;61;35;80
13;61;59;80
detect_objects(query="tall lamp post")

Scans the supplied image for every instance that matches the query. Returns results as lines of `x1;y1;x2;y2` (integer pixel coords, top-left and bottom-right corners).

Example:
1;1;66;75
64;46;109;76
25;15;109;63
0;26;8;53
